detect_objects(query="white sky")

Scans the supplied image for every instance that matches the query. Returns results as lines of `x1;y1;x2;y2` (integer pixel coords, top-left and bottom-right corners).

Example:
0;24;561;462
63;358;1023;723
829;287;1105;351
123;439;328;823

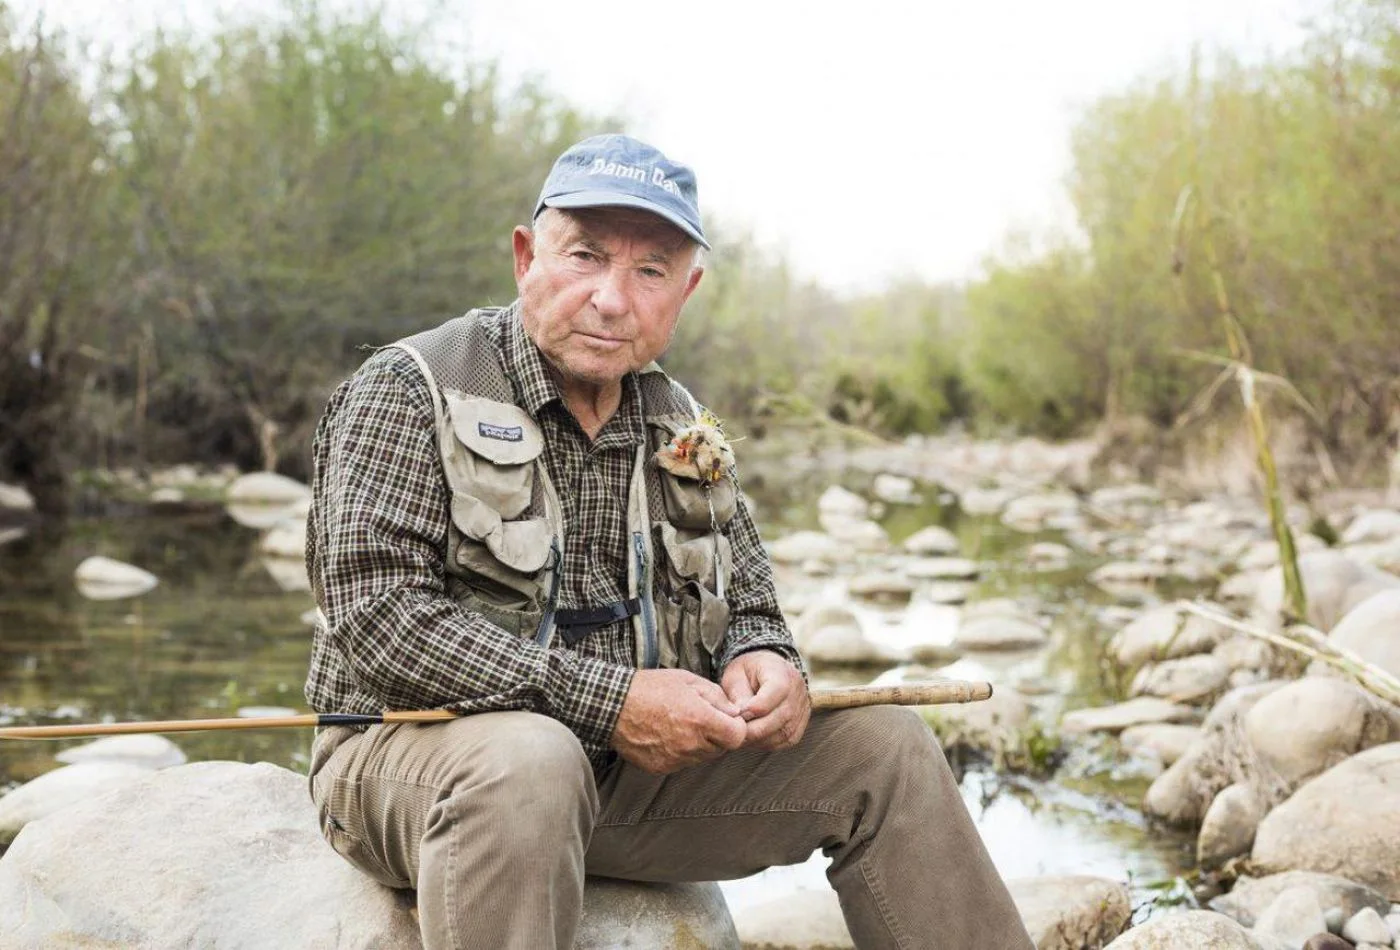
19;0;1321;291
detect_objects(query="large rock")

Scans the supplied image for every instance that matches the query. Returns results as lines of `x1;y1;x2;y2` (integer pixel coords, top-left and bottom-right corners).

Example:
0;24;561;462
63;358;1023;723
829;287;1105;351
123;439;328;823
1210;871;1392;928
1102;910;1266;948
1252;743;1400;899
226;471;311;505
766;531;847;566
871;473;918;505
1110;604;1231;667
73;555;159;600
0;762;151;845
55;734;186;770
1198;783;1263;868
1327;589;1400;679
793;604;892;667
1252;886;1329;949
922;685;1032;758
1120;724;1202;766
0;483;35;511
1061;697;1197;736
817;485;869;519
1253;551;1400;633
261;516;309;559
954;601;1047;652
1008;875;1131;950
901;525;959;556
1002;492;1080;532
904;557;979;580
1243;677;1397;787
730;889;851;949
0;761;738;950
1131;654;1231;704
1341;509;1400;546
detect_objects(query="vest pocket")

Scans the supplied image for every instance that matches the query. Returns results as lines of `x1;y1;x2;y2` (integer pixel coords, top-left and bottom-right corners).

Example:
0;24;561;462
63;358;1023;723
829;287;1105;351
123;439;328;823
445;395;543;518
654;523;732;677
649;418;739;531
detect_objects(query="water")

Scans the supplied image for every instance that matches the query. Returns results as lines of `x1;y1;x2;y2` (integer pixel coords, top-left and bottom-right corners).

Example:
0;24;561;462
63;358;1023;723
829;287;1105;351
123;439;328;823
0;480;1196;909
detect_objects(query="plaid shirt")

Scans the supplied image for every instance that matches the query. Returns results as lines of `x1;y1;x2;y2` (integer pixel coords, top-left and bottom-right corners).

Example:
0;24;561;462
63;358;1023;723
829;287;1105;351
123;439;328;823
304;308;799;773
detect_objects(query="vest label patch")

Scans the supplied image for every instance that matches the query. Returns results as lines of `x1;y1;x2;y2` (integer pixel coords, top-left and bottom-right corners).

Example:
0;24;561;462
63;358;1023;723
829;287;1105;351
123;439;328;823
478;421;524;442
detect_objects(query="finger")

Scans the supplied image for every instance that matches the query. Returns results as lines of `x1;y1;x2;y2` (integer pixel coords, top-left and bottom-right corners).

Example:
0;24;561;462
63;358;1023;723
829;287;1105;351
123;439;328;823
721;666;758;713
693;677;743;718
740;674;788;720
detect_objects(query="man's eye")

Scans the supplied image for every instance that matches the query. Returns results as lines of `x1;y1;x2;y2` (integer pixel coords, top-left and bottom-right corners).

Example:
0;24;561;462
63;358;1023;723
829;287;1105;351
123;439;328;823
640;267;665;279
571;250;598;263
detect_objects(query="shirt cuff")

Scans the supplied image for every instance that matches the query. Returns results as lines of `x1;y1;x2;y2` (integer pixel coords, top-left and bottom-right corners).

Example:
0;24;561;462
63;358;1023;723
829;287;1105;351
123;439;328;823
549;654;636;751
717;623;808;682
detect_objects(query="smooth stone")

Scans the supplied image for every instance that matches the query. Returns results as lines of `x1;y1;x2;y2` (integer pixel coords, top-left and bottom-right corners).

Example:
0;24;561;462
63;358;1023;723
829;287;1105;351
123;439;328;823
55;734;186;770
904;557;979;580
0;482;36;511
922;685;1032;758
1110;603;1232;667
0;762;738;949
1120;724;1201;766
1328;589;1400;679
149;486;186;504
730;888;851;949
1254;885;1329;949
926;581;975;605
1001;492;1079;532
766;531;847;566
225;471;311;505
1220;571;1267;607
1386;913;1400;942
1131;654;1231;704
1342;907;1393;945
959;486;1017;516
1301;934;1353;949
261;556;311;593
1342;510;1400;546
1244;677;1397;787
1009;875;1132;950
901;524;959;556
793;605;891;667
872;473;918;505
1102;909;1265;948
260;517;308;559
1198;783;1263;868
1214;635;1277;672
0;762;151;844
1211;871;1393;928
847;572;916;603
73;555;159;600
1091;561;1168;588
1025;541;1073;570
817;515;889;552
1239;535;1327;572
1061;697;1197;735
1253;551;1400;633
1253;743;1400;899
953;613;1047;652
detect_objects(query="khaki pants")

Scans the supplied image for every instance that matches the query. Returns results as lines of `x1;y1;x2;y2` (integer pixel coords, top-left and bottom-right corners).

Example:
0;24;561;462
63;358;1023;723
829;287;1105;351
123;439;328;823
309;706;1033;950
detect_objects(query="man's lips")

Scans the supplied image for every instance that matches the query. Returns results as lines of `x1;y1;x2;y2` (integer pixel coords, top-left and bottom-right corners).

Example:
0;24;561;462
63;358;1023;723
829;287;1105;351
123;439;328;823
576;332;628;347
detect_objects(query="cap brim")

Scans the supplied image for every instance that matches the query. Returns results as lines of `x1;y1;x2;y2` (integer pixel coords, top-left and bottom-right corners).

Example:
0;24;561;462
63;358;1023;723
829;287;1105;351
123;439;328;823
541;191;710;250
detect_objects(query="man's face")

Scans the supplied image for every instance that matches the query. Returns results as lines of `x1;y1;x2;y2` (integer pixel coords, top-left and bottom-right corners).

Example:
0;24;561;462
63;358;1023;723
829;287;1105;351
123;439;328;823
513;208;703;389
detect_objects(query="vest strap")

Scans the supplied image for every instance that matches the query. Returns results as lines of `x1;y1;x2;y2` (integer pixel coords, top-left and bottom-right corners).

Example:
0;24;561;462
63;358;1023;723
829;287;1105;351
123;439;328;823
554;598;642;646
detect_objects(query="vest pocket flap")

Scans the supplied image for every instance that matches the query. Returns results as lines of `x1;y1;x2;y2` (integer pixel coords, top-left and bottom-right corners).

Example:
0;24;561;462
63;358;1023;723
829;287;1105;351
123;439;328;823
656;522;733;592
451;495;553;574
447;395;544;466
648;418;739;531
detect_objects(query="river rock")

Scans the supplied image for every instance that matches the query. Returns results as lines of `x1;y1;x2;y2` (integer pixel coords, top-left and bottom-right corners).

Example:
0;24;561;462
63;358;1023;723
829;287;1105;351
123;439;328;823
1220;571;1267;608
954;609;1047;652
1253;885;1330;949
923;684;1031;758
1253;551;1400;633
1198;783;1263;868
1211;871;1393;928
960;486;1017;517
55;734;186;770
1342;907;1393;945
901;524;959;556
872;473;918;505
1102;910;1266;948
1252;743;1400;899
794;604;890;666
1239;535;1328;572
260;516;308;559
0;761;738;950
1008;875;1132;950
767;531;847;566
1328;589;1400;679
1214;635;1277;673
1025;542;1073;571
1061;697;1197;735
904;556;979;580
818;515;889;552
1131;654;1231;704
226;471;311;505
262;556;312;593
1302;936;1355;950
1243;677;1397;787
847;572;916;604
73;555;160;600
730;888;850;949
0;762;151;844
926;581;975;605
1091;562;1168;591
1342;510;1400;546
1120;724;1201;766
0;482;35;511
1089;484;1162;521
1002;492;1080;532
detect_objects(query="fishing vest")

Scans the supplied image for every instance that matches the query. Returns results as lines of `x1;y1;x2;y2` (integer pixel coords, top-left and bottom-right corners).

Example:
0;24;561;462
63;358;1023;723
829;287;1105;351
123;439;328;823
389;307;737;678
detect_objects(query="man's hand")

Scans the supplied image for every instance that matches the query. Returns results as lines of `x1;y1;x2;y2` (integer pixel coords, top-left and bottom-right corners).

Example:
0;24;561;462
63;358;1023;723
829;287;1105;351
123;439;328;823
611;668;747;774
721;650;810;751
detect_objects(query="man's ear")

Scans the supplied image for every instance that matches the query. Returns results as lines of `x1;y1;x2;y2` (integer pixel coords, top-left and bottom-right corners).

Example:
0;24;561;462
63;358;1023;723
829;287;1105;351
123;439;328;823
512;226;536;285
681;265;704;305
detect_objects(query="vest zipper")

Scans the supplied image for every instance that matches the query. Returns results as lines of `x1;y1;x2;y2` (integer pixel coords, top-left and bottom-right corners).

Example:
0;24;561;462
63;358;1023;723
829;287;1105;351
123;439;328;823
633;531;659;668
535;538;562;648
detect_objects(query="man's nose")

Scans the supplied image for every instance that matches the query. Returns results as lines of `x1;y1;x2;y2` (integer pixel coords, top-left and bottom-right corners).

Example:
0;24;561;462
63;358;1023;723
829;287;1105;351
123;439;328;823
591;264;631;319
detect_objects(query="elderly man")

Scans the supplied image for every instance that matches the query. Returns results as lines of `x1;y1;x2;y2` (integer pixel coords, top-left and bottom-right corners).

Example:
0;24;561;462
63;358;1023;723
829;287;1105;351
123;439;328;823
304;133;1032;950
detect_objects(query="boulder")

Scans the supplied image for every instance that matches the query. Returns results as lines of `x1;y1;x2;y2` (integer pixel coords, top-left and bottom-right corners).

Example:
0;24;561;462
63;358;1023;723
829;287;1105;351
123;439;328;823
953;612;1047;652
0;761;738;950
1119;724;1201;766
901;525;959;556
904;557;979;581
1342;907;1393;946
55;734;186;770
1342;509;1400;546
1239;535;1327;573
1025;542;1073;571
1243;677;1397;787
1001;492;1080;532
1327;589;1400;679
959;486;1016;517
817;516;889;552
1214;635;1277;673
261;516;308;560
1197;783;1263;868
0;482;36;511
730;889;851;949
1130;654;1231;704
226;471;311;505
767;531;847;566
1252;743;1400;899
871;473;918;505
793;605;890;667
1210;871;1392;928
846;572;916;604
1219;571;1267;608
0;762;152;844
1061;697;1197;736
1253;886;1329;949
1008;875;1132;950
922;685;1032;758
1102;910;1266;948
73;555;159;600
1253;551;1400;633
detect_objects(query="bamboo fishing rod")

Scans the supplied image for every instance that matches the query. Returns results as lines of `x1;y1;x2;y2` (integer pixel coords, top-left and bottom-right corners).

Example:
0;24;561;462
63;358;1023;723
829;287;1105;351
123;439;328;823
0;679;993;741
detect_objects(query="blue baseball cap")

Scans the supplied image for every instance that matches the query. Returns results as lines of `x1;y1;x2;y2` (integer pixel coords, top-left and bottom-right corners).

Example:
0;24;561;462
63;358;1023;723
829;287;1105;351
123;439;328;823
533;134;710;250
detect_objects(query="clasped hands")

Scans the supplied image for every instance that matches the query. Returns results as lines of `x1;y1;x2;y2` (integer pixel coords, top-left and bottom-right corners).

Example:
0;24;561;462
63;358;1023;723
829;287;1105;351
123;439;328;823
610;650;810;774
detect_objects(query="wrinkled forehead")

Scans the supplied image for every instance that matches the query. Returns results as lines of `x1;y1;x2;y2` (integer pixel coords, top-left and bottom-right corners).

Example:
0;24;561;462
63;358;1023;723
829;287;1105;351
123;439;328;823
543;207;694;258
